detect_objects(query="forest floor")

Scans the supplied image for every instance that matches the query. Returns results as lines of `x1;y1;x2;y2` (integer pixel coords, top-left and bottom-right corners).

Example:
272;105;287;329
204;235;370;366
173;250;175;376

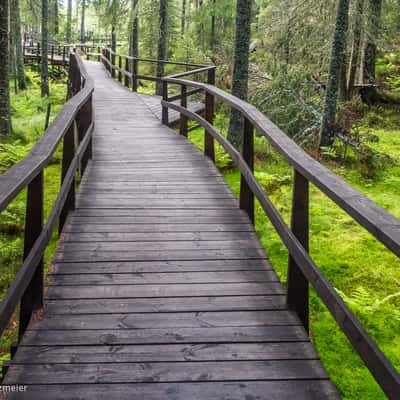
0;66;66;363
189;107;400;400
0;66;399;399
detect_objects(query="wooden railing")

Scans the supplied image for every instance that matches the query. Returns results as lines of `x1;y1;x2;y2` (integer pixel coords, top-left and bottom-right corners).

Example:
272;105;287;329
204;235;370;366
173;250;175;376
99;47;216;98
23;43;71;65
0;50;93;361
160;77;400;399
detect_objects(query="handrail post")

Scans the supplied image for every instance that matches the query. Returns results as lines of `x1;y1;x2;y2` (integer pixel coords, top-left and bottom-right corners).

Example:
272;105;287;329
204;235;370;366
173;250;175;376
204;68;216;161
132;59;138;92
76;94;93;175
118;56;122;82
19;171;44;339
287;170;309;333
180;85;188;137
111;50;115;78
162;81;169;125
124;57;130;88
239;117;254;224
97;46;100;62
59;123;76;235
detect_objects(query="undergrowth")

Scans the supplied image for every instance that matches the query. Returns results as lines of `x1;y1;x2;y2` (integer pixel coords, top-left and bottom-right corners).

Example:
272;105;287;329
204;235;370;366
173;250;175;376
188;106;400;400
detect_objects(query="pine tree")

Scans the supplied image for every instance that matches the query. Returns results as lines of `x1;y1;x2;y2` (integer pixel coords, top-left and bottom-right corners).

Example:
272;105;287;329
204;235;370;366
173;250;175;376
227;0;252;148
80;0;86;42
156;0;168;95
319;0;350;148
0;0;11;136
41;0;50;97
10;0;26;90
66;0;72;42
129;0;139;58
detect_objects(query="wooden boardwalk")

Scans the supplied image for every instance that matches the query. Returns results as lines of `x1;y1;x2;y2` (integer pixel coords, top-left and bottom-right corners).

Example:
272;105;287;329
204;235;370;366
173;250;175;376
3;61;340;399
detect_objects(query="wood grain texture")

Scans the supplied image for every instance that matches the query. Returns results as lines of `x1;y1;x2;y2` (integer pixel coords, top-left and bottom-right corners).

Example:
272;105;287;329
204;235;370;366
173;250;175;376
3;61;339;399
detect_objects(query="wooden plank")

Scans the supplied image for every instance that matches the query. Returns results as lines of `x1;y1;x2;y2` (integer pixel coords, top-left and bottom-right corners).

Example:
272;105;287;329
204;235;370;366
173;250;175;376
51;259;272;274
12;342;318;364
4;360;329;384
62;231;258;242
0;381;341;400
46;282;284;299
45;295;286;314
48;271;278;285
59;240;263;252
62;223;254;233
54;248;268;262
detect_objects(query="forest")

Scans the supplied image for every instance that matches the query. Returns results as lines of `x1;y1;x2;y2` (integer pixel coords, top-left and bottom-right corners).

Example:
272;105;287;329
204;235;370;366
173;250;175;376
0;0;400;399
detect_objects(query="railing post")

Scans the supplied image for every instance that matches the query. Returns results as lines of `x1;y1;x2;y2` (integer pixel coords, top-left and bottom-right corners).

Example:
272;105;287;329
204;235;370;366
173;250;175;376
97;46;101;62
162;81;169;125
76;95;93;175
111;50;116;78
59;123;76;235
19;171;44;339
204;68;216;162
239;118;254;224
124;57;130;88
287;170;309;333
118;56;122;82
51;45;54;64
132;59;138;92
180;85;188;137
62;46;66;64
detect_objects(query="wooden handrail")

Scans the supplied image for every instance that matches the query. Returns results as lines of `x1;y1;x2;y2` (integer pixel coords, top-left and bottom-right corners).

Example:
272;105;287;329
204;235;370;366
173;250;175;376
161;78;400;399
0;51;94;342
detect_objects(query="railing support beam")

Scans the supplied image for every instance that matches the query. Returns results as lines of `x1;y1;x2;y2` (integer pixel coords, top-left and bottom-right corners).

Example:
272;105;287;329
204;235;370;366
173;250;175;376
239;118;254;224
287;170;309;333
180;85;188;137
19;171;44;339
162;81;169;125
204;68;215;162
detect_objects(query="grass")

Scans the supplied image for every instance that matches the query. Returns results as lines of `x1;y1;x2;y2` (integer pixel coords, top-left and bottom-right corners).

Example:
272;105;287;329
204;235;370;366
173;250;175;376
188;109;400;399
0;66;67;355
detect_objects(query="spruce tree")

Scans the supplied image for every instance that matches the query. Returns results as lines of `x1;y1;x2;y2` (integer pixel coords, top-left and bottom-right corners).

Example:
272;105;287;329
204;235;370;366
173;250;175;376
227;0;252;148
0;0;11;136
319;0;350;148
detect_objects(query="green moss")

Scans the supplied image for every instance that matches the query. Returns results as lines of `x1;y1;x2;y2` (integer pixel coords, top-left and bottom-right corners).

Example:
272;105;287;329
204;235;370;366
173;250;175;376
0;67;66;355
187;111;400;399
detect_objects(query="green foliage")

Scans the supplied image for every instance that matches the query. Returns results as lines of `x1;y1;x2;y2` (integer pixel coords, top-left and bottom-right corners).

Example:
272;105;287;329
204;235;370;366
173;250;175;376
0;67;66;355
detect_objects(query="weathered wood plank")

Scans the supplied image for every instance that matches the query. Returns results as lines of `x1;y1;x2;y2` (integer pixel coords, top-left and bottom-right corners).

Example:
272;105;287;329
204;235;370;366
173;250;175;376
12;342;318;364
1;381;341;400
45;295;286;314
4;360;329;384
46;282;284;299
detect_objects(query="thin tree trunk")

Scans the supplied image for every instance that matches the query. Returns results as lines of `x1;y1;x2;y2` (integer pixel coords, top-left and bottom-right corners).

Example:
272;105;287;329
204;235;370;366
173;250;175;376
54;0;59;35
360;0;381;83
0;0;11;136
156;0;168;95
347;0;364;93
11;0;26;90
129;0;139;58
66;0;72;42
210;0;216;51
319;0;350;148
111;24;116;52
41;0;49;97
181;0;186;35
227;0;252;149
80;0;86;42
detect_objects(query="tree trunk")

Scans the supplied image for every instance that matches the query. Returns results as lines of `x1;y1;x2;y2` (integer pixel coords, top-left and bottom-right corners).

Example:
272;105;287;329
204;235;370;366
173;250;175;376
10;0;26;90
227;0;252;149
80;0;86;42
347;0;364;93
181;0;186;35
54;0;59;35
319;0;350;148
66;0;72;42
210;0;216;50
156;0;168;96
129;0;139;58
360;0;382;83
41;0;49;97
0;0;11;136
111;24;116;52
